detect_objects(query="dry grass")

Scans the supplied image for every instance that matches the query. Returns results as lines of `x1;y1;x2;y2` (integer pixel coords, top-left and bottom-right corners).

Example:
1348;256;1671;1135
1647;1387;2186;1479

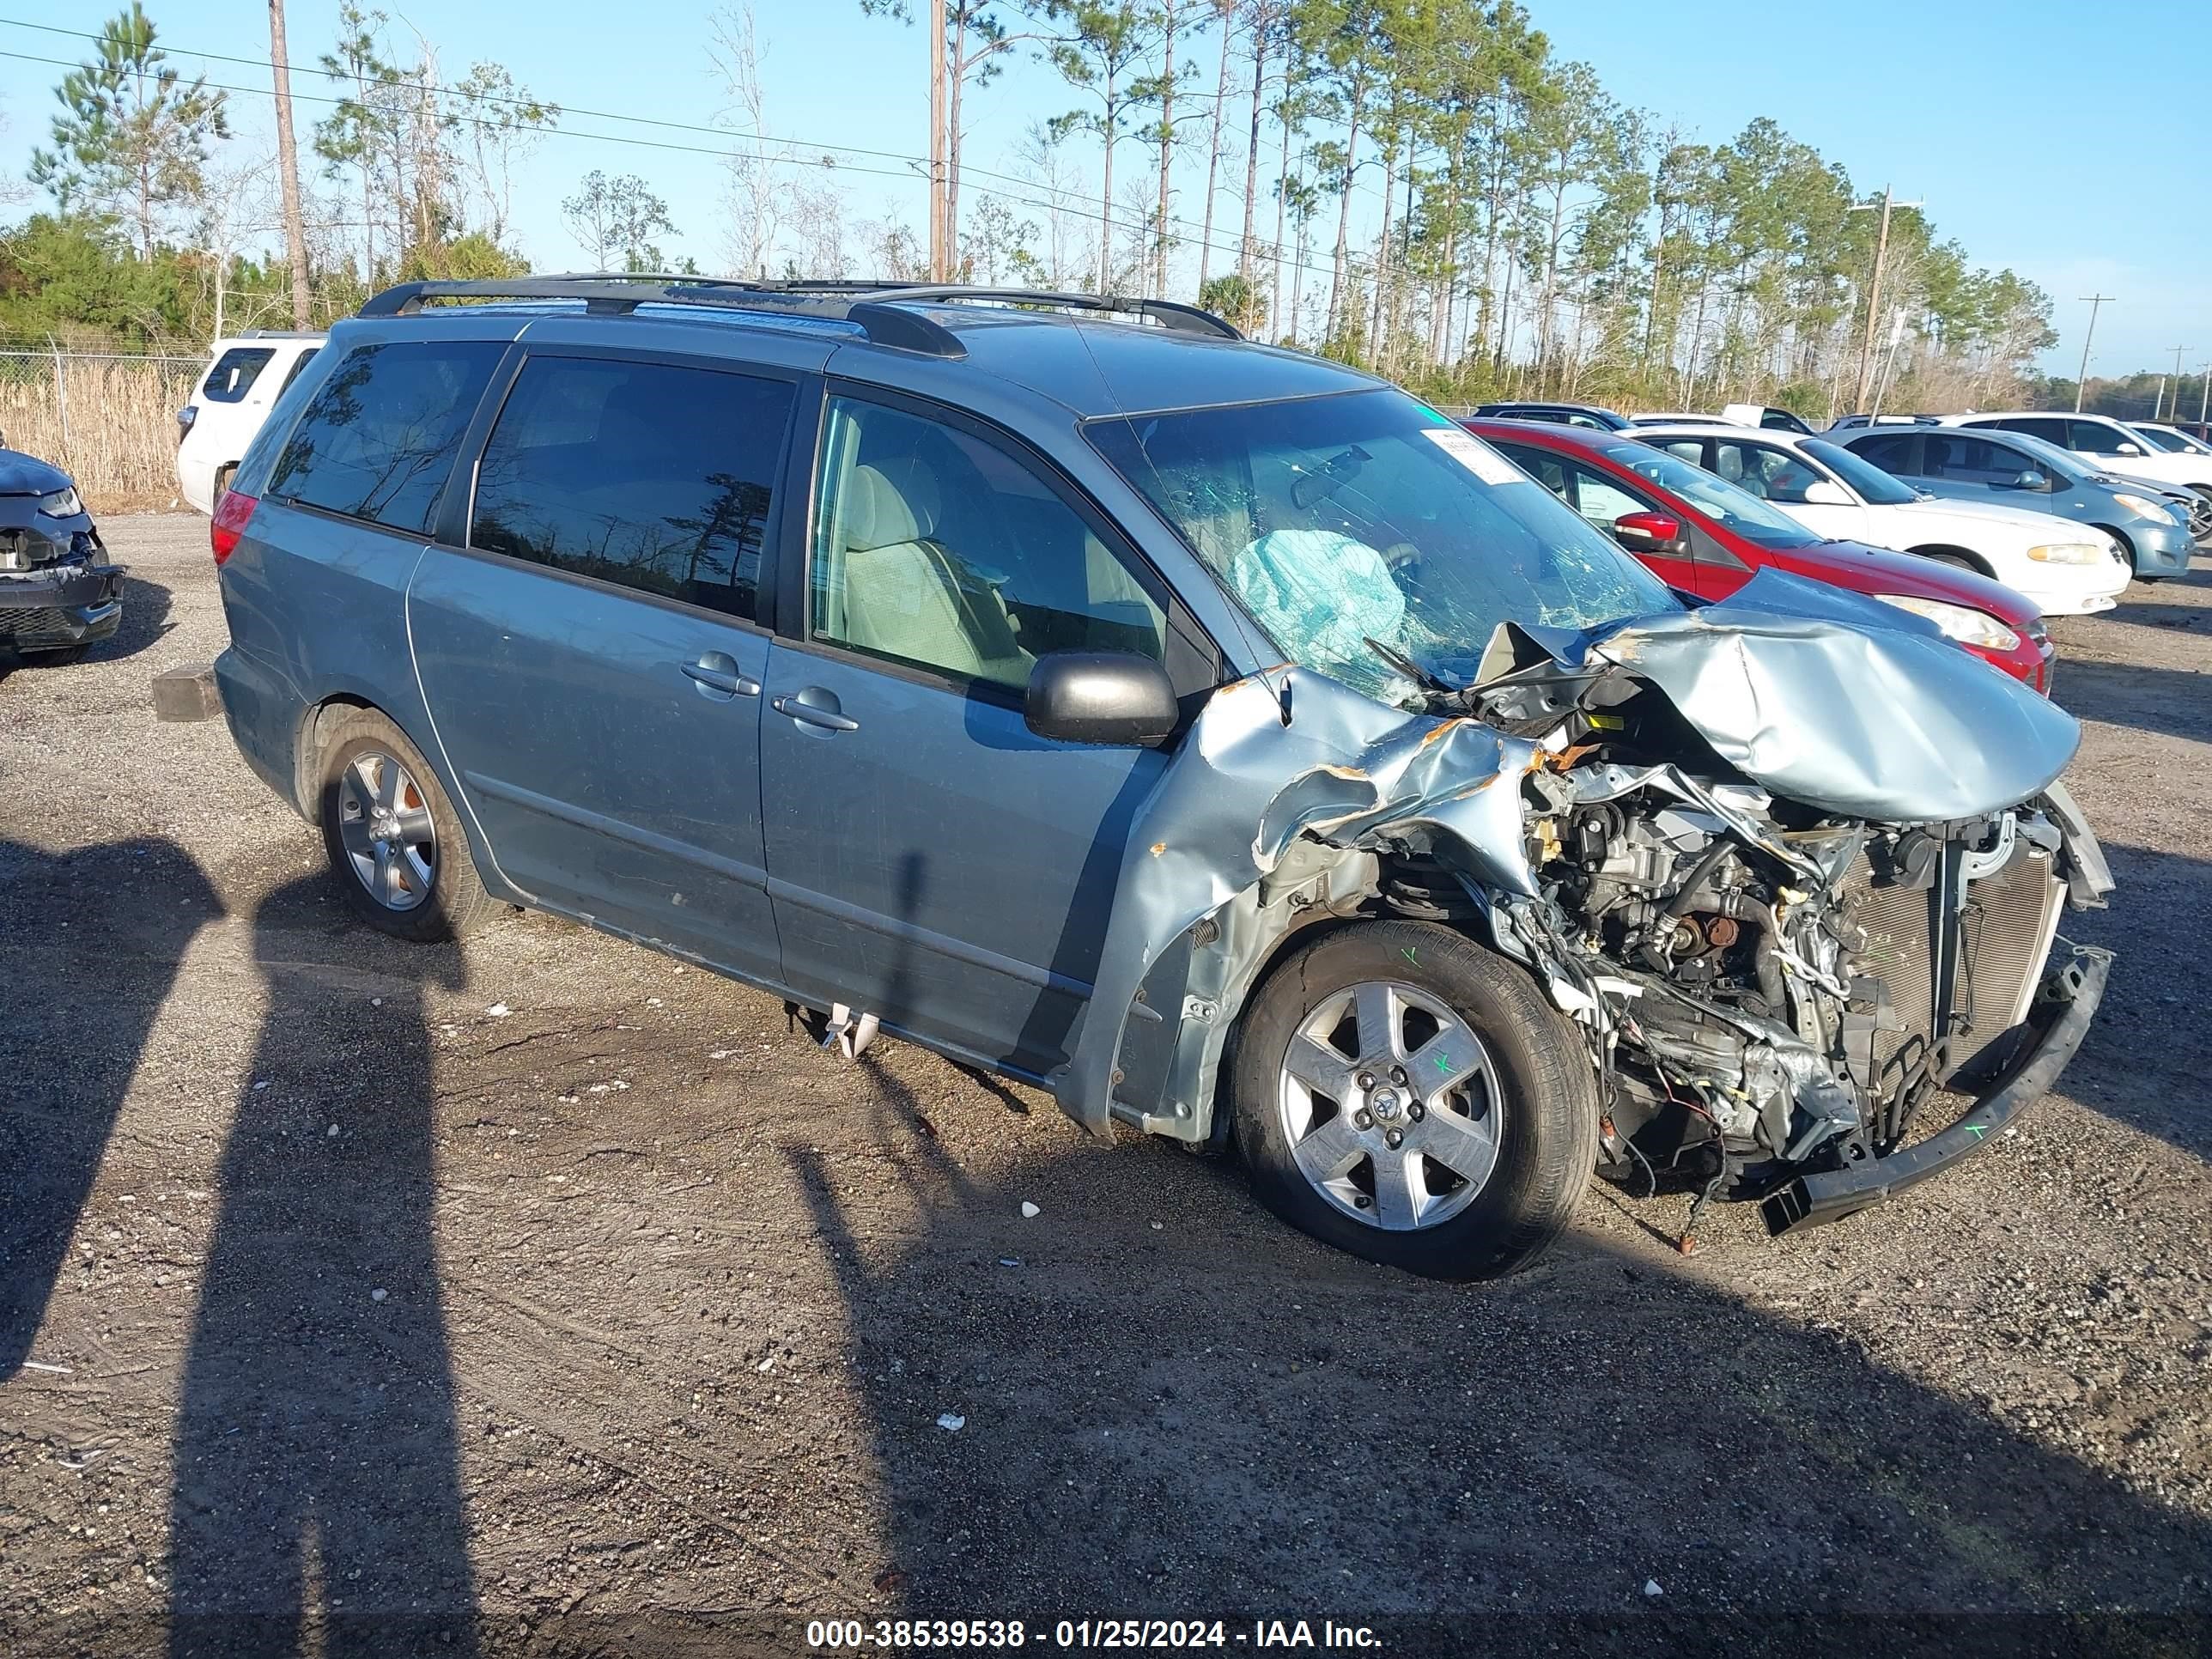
0;357;201;507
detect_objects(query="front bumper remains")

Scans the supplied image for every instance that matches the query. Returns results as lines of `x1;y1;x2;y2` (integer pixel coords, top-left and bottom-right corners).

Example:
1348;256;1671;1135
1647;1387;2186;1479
0;553;125;651
1759;944;2111;1235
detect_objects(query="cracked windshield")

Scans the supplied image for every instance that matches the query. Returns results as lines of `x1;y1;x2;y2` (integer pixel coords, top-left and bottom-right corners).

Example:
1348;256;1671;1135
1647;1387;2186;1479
1086;389;1673;702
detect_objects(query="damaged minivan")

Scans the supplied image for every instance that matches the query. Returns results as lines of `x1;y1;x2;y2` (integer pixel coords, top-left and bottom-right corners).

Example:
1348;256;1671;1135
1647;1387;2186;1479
205;278;2112;1279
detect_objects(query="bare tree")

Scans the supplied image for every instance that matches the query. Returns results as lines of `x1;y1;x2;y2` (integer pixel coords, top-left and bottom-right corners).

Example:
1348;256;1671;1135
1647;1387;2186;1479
787;162;853;277
562;170;678;271
447;63;558;246
194;149;280;339
708;3;789;277
1011;118;1091;288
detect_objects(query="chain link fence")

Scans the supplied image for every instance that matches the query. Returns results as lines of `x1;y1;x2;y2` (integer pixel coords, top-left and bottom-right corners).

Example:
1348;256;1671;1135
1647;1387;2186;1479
0;349;205;502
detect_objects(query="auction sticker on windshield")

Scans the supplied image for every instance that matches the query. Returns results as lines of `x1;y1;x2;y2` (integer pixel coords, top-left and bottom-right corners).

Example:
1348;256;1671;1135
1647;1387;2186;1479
1422;426;1527;486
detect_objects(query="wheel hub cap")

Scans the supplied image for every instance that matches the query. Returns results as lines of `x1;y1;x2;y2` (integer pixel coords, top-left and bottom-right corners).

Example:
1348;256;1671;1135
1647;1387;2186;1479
1275;978;1505;1233
337;750;437;914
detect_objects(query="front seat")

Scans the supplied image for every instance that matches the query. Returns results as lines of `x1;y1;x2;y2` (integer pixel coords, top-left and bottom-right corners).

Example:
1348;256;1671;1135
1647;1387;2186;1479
832;461;1030;685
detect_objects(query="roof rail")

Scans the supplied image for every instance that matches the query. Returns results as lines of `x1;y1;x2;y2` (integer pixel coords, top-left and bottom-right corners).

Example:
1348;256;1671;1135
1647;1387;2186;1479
761;283;1242;340
354;275;1241;356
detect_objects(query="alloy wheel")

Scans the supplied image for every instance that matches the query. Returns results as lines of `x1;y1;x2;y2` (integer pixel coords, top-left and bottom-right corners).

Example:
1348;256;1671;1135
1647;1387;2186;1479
1275;979;1504;1231
336;750;438;913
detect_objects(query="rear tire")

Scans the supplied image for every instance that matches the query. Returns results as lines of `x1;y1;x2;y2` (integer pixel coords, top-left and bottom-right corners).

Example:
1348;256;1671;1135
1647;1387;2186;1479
315;708;495;943
1230;921;1596;1280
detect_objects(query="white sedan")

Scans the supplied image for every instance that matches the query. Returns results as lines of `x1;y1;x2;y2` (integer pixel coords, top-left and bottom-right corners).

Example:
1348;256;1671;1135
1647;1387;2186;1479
1632;423;2130;617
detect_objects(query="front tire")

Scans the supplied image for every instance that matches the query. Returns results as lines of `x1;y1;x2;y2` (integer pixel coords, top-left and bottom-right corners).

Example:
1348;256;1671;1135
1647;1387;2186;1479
1230;921;1597;1280
315;708;495;943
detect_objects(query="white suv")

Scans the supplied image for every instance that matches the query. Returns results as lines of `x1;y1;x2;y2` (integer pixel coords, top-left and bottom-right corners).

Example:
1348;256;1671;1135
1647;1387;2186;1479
1941;411;2212;507
176;332;325;514
1633;423;2130;616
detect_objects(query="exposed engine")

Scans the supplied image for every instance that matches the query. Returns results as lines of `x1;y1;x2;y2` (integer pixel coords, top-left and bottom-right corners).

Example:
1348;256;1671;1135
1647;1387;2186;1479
1516;731;2081;1224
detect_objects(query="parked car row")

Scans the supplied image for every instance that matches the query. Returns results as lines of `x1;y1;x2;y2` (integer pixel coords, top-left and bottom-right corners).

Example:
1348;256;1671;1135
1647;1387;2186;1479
1461;418;2057;687
1472;398;2208;578
169;275;2112;1282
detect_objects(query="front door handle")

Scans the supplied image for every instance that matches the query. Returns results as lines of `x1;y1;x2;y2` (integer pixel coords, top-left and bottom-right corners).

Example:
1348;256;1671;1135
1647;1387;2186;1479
683;654;760;699
772;692;860;732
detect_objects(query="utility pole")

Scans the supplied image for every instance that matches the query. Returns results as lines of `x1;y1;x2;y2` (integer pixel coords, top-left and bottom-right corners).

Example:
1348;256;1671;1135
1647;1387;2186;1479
267;0;313;329
927;0;949;281
2073;294;2115;412
2159;344;2191;421
2200;362;2211;429
1848;186;1920;412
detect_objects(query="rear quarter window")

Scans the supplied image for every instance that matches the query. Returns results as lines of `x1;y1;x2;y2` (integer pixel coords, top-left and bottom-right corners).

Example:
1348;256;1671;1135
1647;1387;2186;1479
264;339;506;533
202;347;276;403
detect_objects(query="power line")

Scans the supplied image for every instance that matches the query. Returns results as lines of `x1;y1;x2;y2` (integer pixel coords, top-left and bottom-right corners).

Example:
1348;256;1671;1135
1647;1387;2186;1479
0;15;1404;270
0;42;1374;296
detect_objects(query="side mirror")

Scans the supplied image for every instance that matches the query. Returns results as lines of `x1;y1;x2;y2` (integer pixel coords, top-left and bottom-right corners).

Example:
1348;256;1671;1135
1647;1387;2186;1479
1610;510;1683;553
1024;651;1180;746
2114;442;2142;457
1800;479;1851;506
2008;470;2049;491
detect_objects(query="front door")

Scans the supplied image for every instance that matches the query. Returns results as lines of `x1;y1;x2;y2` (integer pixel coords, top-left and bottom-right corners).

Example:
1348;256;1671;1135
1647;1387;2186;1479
1491;441;1707;594
760;391;1204;1079
409;351;798;985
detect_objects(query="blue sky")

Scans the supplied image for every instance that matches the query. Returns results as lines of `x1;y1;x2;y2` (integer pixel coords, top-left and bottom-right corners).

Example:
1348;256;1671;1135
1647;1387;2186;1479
1;1;2205;376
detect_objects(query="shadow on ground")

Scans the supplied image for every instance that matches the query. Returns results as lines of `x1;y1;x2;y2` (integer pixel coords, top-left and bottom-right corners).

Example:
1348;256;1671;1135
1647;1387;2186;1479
777;1077;2212;1652
167;874;479;1657
0;835;222;1377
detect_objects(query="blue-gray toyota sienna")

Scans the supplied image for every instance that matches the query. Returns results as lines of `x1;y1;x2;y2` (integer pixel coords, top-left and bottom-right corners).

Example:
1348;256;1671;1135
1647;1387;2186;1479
207;276;2111;1279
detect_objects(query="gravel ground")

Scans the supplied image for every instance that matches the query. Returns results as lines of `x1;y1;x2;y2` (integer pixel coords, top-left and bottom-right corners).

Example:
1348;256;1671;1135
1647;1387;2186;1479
3;517;2209;1657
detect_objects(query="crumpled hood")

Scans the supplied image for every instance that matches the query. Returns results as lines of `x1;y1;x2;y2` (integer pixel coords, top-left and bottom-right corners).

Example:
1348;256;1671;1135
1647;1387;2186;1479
1566;568;2080;821
0;448;76;498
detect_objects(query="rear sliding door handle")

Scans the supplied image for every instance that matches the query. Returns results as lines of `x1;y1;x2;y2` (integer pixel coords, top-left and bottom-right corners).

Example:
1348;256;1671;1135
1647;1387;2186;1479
683;660;761;697
772;694;860;732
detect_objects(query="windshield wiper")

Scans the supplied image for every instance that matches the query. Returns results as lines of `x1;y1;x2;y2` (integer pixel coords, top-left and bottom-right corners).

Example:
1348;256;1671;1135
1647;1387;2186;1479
1364;635;1460;696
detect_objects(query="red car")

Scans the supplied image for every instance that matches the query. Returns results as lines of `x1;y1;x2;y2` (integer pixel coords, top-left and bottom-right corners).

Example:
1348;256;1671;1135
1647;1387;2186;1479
1465;418;2054;689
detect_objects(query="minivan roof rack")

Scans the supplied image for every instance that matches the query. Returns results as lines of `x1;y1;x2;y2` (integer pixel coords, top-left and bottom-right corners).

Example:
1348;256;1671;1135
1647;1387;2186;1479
354;275;1240;358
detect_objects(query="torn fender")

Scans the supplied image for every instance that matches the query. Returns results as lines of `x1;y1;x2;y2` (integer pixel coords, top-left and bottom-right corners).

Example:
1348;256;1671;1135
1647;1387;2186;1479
1055;668;1538;1135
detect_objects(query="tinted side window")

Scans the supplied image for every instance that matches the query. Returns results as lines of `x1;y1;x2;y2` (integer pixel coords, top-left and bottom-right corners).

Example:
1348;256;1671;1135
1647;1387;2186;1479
470;357;793;623
1851;434;1918;473
1929;435;2032;485
265;340;505;532
1996;416;2071;446
275;346;319;397
202;347;275;403
809;396;1167;691
2069;420;2130;454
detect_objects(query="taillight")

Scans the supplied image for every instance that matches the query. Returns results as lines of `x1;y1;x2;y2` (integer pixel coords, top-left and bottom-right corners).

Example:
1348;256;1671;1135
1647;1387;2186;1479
210;489;257;566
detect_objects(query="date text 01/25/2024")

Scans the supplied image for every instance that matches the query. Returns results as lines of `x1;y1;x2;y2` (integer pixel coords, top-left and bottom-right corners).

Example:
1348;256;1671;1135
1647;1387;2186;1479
805;1619;1383;1649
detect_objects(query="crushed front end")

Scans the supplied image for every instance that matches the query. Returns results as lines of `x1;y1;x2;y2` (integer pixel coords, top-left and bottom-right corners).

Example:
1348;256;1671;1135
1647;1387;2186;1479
1518;757;2111;1236
1065;570;2112;1244
0;458;121;656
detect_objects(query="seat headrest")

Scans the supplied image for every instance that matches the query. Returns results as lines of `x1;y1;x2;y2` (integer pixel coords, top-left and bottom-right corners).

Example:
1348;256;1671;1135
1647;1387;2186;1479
843;459;943;550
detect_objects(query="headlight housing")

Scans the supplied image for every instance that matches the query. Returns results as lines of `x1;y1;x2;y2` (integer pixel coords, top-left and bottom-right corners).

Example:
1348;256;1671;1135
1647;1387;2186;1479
2025;541;2105;564
36;485;83;518
2112;493;2178;526
1873;593;2022;651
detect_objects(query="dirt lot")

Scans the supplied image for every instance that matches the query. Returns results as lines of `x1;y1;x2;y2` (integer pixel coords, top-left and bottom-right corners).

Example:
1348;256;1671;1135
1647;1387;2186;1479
4;516;2210;1656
